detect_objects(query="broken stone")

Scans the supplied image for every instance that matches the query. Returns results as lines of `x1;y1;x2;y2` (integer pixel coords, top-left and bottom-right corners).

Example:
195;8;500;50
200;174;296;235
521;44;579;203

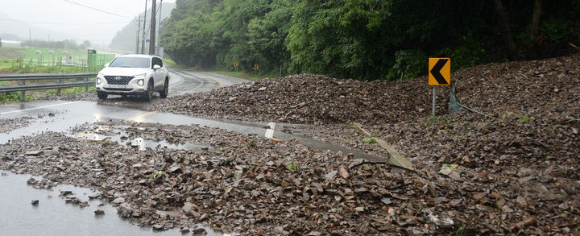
112;197;125;205
439;164;458;176
306;231;321;236
381;198;392;205
339;167;350;179
182;202;195;214
94;209;105;215
473;192;486;201
516;195;527;207
192;228;207;235
180;227;190;233
427;213;454;228
325;171;337;180
31;200;39;206
25;151;43;156
169;166;182;173
152;224;164;231
510;217;536;231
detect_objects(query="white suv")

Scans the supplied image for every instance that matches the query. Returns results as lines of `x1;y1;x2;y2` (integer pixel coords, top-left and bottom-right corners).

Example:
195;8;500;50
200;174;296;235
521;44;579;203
96;54;169;101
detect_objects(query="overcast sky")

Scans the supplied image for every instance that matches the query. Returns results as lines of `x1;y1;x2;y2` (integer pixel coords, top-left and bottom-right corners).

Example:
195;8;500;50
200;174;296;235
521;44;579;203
0;0;175;45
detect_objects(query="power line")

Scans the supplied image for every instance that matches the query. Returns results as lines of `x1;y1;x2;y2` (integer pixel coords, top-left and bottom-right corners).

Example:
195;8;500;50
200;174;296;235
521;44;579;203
64;0;130;19
0;17;127;26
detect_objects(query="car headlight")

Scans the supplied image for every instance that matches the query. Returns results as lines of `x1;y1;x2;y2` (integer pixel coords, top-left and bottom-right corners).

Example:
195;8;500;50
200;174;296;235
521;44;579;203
134;73;146;86
96;73;105;85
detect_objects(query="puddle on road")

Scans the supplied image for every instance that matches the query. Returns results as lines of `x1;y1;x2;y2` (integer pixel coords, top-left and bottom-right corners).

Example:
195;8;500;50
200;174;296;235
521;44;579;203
0;171;224;236
72;125;209;152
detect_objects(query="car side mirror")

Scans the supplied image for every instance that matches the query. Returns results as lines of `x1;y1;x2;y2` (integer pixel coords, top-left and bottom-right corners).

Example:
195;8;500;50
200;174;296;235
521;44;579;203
104;63;110;68
153;65;161;70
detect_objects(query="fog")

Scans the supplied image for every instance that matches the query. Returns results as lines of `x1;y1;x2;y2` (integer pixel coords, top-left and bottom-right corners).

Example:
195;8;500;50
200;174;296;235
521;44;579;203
0;0;175;45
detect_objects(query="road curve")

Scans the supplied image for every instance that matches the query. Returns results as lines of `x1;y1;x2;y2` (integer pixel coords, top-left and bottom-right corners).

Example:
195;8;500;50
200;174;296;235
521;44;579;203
168;69;250;96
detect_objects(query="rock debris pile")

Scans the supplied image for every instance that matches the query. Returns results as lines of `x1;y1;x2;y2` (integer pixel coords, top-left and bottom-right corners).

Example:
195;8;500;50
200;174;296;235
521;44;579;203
0;121;453;235
0;53;578;235
0;117;34;133
148;54;578;127
151;74;433;125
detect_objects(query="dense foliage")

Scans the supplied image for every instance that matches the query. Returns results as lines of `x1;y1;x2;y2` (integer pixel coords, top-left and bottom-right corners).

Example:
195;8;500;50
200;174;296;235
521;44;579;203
161;0;580;80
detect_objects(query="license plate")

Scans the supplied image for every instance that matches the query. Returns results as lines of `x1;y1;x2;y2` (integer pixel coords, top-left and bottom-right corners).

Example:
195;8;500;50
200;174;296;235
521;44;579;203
107;84;126;89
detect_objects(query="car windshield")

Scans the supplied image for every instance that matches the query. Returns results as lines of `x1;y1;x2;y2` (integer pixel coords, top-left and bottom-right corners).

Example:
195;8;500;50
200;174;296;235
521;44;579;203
109;57;150;68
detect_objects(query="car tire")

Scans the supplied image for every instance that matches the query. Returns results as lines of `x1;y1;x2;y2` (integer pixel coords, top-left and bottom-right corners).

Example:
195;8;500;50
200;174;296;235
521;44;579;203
159;78;169;98
144;80;154;102
97;91;108;99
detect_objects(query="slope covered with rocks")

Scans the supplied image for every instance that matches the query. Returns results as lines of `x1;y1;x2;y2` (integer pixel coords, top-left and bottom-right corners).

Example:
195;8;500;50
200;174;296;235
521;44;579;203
151;53;579;126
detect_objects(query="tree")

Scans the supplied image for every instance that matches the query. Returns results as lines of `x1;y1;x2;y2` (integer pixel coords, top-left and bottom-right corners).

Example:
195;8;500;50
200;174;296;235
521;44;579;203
82;40;92;48
160;0;580;80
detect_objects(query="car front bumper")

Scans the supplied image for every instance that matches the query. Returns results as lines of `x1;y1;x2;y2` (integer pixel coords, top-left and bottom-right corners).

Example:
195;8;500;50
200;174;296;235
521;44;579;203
96;86;148;95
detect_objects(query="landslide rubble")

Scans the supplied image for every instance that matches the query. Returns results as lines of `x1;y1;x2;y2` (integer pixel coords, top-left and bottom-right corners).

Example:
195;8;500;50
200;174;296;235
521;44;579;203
0;53;578;235
1;121;458;235
149;53;579;125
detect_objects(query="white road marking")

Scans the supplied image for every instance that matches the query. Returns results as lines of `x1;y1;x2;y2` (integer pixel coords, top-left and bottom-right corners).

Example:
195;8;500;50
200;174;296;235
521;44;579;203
0;102;78;115
265;122;276;139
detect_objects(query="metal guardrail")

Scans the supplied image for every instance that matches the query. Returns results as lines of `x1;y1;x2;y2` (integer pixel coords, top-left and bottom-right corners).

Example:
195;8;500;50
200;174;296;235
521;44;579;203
0;73;97;101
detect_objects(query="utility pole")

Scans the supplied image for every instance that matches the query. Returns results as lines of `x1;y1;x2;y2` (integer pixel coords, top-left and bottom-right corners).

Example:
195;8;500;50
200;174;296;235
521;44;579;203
149;0;157;55
141;0;149;54
156;0;163;55
136;16;141;54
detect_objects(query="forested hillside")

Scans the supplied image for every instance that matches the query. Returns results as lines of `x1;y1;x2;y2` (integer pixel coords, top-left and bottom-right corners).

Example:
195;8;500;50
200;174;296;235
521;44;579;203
109;3;175;52
162;0;580;80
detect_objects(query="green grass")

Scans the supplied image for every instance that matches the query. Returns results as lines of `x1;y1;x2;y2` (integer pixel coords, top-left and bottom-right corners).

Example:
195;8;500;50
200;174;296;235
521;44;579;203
0;92;32;102
150;170;166;179
1;58;94;74
286;162;298;172
454;223;465;236
163;57;177;67
45;86;96;96
519;115;530;123
0;85;95;103
362;137;378;144
0;46;26;60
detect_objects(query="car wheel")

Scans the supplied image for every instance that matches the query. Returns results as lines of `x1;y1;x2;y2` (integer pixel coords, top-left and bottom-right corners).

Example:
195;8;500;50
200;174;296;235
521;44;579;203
144;80;154;102
159;78;169;98
97;91;108;99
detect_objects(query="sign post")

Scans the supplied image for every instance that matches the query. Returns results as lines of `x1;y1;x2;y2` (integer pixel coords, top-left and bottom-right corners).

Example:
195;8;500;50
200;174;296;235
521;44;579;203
428;58;451;116
432;87;436;116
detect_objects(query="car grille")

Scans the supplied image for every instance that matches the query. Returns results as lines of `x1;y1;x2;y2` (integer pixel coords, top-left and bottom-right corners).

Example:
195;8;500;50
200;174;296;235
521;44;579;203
106;88;132;91
105;76;133;85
